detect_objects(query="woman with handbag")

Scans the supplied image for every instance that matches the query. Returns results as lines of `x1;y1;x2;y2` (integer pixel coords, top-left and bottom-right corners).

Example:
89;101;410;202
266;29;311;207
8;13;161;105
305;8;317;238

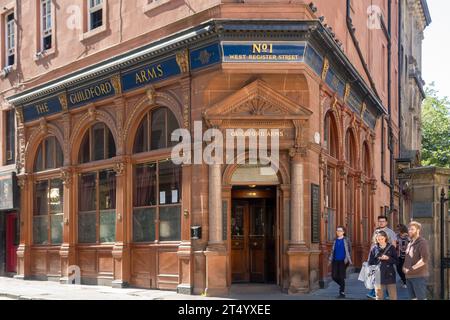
368;230;399;300
328;226;352;298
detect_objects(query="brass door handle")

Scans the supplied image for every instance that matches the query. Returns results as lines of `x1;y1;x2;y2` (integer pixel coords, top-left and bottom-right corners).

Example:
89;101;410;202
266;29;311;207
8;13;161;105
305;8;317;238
253;242;258;246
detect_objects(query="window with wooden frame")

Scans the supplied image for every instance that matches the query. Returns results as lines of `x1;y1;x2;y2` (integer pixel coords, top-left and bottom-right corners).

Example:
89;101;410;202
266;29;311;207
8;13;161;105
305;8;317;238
133;160;181;242
324;166;336;242
78;169;116;244
4;11;15;67
4;110;15;165
345;130;356;168
79;122;116;164
34;136;64;172
33;178;64;245
324;112;338;158
40;0;52;51
88;0;103;31
133;107;180;153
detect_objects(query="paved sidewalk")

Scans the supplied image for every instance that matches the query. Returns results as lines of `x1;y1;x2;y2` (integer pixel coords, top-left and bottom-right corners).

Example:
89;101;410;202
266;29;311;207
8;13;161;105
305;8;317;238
0;273;410;300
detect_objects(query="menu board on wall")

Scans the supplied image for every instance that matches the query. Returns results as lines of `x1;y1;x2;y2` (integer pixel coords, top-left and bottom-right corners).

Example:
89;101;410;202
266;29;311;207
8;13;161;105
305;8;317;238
311;184;321;243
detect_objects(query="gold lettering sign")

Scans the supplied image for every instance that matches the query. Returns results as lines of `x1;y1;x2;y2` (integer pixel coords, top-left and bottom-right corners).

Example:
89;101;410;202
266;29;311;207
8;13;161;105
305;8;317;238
35;102;49;115
135;64;164;85
69;81;113;105
252;43;273;54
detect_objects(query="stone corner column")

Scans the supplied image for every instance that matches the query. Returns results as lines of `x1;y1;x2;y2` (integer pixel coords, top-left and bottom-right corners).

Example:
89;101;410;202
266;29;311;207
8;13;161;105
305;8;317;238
59;167;77;284
177;163;194;295
287;150;310;294
14;174;32;280
110;159;131;288
204;163;228;297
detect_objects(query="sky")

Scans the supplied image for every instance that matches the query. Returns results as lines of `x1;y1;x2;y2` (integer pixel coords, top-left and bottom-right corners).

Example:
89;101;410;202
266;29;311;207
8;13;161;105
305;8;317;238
422;0;450;98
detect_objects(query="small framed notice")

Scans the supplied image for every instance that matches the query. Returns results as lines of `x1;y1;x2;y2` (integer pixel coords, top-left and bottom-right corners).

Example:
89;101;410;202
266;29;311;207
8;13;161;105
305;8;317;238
159;191;166;205
171;190;178;203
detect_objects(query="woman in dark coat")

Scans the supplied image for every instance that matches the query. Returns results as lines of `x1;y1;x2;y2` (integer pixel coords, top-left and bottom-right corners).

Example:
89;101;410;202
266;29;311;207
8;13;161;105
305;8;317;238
368;230;398;300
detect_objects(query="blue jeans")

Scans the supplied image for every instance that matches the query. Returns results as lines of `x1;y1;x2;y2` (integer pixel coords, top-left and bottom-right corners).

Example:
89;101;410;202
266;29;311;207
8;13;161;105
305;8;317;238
406;277;428;300
368;288;389;298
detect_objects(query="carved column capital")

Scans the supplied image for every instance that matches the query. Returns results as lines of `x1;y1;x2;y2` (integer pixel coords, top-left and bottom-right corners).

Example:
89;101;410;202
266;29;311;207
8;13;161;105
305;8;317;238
60;168;73;186
17;174;29;190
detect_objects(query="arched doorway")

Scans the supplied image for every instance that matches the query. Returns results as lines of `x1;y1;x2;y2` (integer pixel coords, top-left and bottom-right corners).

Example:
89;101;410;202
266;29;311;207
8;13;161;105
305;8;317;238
225;162;285;287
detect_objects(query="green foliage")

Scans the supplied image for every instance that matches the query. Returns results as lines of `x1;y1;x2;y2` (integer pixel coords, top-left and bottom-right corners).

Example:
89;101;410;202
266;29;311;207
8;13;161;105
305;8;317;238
421;83;450;168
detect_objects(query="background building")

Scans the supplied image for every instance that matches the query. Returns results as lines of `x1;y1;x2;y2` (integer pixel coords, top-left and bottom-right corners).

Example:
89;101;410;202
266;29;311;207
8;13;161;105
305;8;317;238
0;0;428;295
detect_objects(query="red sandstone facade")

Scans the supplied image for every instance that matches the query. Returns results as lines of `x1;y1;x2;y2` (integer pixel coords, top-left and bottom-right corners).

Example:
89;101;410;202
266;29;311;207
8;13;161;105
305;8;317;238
0;1;406;295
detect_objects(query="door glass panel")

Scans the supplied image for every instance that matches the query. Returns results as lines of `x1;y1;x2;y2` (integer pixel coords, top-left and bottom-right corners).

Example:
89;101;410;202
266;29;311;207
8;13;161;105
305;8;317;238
250;205;264;236
232;205;245;237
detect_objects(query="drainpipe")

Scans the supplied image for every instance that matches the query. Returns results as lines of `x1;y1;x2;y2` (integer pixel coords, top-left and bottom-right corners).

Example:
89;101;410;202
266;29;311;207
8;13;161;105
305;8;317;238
346;0;394;210
398;0;403;222
346;0;380;98
387;0;395;213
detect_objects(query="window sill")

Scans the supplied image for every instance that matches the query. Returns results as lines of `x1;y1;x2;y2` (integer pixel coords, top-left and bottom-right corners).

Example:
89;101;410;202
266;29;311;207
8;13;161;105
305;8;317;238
80;24;107;42
0;64;16;78
33;47;56;62
143;0;171;13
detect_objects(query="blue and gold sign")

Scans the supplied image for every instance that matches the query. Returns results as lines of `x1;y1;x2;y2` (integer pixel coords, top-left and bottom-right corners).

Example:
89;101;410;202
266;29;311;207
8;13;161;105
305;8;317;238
190;43;221;70
222;41;306;63
122;57;181;92
68;76;120;109
22;95;64;122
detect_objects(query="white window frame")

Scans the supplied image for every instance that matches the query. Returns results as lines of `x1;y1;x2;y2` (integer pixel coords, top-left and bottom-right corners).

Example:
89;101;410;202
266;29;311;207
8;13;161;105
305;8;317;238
88;0;103;31
40;0;52;50
5;11;14;66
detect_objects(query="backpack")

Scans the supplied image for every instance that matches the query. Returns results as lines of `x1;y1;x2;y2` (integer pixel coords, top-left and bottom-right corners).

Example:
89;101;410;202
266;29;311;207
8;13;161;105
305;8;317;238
397;235;409;258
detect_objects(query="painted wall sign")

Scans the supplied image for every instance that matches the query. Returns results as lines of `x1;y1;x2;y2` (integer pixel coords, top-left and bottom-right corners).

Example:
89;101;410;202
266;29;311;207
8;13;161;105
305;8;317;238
121;56;181;92
22;94;65;123
325;67;345;98
0;172;18;211
190;43;221;71
222;41;306;63
68;76;120;109
305;45;324;75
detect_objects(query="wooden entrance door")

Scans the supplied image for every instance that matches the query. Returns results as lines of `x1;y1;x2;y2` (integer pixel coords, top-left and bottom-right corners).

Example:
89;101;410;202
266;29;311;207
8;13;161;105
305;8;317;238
6;212;18;273
231;198;275;283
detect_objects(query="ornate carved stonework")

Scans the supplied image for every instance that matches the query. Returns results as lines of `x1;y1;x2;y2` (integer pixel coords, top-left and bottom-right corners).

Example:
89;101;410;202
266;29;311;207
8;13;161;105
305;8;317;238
39;118;48;134
61;113;71;166
111;74;122;95
344;83;351;103
180;78;190;129
321;57;329;81
59;94;68;112
176;49;190;74
16;126;26;174
88;105;97;121
146;86;156;105
16;107;24;124
60;168;73;186
17;174;28;190
114;160;126;176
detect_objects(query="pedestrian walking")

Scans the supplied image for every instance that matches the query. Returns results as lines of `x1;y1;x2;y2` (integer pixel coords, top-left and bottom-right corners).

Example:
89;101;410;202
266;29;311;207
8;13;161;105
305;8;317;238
367;215;397;299
372;216;397;246
395;224;410;288
403;221;430;300
368;230;398;300
329;226;352;298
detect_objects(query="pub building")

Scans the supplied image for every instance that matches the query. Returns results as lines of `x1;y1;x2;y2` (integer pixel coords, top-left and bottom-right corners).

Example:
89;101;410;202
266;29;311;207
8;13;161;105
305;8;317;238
2;3;392;295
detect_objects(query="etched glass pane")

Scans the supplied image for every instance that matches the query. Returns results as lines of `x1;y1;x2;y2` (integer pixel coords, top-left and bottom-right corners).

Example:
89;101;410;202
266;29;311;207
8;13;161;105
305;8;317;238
133;208;156;242
51;213;63;244
99;210;116;243
33;216;49;245
159;206;180;241
78;212;96;243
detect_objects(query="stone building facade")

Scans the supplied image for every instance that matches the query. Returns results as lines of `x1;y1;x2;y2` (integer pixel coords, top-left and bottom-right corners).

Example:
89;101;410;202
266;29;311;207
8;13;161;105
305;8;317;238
0;0;416;295
397;0;431;223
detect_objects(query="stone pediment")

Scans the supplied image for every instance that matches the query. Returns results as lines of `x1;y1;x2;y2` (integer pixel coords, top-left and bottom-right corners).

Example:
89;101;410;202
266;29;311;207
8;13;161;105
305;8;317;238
204;79;312;121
